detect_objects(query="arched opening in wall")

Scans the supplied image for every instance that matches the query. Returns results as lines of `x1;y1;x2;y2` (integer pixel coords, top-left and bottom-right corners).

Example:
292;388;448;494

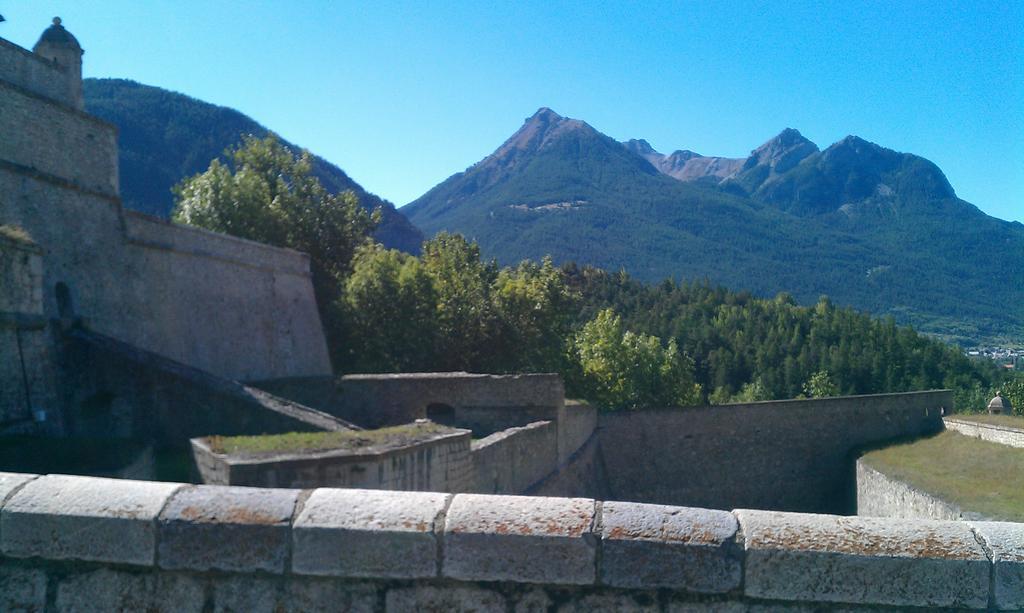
425;403;456;427
55;282;74;318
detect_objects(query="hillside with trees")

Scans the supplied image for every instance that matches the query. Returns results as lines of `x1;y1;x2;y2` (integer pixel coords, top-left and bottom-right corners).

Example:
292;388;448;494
174;135;1017;413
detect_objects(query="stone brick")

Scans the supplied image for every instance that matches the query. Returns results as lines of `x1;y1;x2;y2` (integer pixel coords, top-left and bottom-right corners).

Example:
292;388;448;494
443;493;597;585
1;474;182;565
0;564;47;612
737;509;989;609
0;472;38;505
969;520;1024;611
292;488;448;578
282;578;379;613
158;484;299;573
556;591;659;612
385;585;506;612
54;568;205;612
600;501;740;592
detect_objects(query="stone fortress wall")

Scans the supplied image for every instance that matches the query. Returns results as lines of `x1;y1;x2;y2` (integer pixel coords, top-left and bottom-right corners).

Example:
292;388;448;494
599;390;949;514
1;472;1021;611
0;30;331;395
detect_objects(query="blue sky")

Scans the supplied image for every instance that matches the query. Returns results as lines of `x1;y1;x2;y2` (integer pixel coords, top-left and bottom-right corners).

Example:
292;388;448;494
3;2;1021;222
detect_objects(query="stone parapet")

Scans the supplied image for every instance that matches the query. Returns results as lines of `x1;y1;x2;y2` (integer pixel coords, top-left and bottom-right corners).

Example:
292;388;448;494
945;417;1024;448
1;472;1022;610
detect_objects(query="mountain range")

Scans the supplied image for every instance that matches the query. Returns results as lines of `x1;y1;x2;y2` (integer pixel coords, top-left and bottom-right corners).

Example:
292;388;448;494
83;79;423;253
404;108;1024;345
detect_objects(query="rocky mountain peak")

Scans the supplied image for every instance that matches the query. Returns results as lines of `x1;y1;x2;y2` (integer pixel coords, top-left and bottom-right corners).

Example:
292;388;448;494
743;128;819;173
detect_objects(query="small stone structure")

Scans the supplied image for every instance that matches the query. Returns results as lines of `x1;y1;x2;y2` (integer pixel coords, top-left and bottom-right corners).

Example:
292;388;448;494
192;422;474;491
256;372;566;433
1;471;1021;611
989;391;1014;415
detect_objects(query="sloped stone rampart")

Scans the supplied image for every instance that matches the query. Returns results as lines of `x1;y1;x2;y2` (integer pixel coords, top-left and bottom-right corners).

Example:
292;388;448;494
856;459;972;521
0;471;1021;611
945;417;1024;448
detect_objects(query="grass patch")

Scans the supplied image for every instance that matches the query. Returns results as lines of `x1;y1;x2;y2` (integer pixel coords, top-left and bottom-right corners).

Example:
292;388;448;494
948;413;1024;430
862;430;1024;522
208;422;453;457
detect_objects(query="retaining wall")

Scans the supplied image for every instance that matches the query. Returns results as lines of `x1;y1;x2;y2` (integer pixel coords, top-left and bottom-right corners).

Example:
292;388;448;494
0;472;1021;611
856;459;977;521
193;427;474;492
945;417;1024;448
470;421;558;494
598;390;950;514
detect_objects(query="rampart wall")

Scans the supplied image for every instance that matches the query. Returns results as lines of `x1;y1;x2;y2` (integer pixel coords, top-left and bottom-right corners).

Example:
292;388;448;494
1;472;1020;611
598;390;950;514
0;37;77;108
945;417;1024;448
856;459;977;521
0;34;332;383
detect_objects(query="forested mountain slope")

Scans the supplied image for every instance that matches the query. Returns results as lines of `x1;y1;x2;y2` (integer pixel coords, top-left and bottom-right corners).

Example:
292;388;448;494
83;79;422;253
405;108;1024;345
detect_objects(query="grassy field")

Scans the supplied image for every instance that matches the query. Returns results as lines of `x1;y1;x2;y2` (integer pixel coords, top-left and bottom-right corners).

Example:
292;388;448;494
862;431;1024;522
208;422;452;457
948;413;1024;430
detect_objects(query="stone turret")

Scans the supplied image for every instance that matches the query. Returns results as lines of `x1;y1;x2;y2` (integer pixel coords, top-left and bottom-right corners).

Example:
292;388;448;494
987;391;1012;415
32;17;83;109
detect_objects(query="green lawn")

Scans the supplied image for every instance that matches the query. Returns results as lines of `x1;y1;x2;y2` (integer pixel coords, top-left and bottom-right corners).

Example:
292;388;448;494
208;422;452;457
862;431;1024;522
947;413;1024;430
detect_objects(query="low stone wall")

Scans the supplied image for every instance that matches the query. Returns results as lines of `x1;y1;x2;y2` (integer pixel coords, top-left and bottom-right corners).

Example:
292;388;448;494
856;459;977;521
1;472;1021;611
598;390;950;514
193;427;474;492
0;38;76;107
946;417;1024;448
470;421;558;494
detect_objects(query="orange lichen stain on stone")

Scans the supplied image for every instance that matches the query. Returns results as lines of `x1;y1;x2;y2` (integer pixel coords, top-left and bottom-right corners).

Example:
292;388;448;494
222;507;283;525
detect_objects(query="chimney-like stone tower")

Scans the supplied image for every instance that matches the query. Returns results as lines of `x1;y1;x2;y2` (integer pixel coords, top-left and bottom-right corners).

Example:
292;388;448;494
32;17;83;110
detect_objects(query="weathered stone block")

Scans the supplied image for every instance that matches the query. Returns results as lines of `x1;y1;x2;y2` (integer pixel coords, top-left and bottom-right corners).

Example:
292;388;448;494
1;474;182;565
385;585;507;612
970;520;1024;611
600;501;740;592
443;493;596;585
158;484;299;573
54;568;205;612
0;472;38;505
292;488;448;578
737;509;990;609
0;565;47;612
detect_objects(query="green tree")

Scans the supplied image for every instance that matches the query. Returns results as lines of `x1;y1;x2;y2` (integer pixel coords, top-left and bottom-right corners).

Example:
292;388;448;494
340;244;438;372
803;370;840;398
491;257;577;373
571;308;701;410
173;134;378;359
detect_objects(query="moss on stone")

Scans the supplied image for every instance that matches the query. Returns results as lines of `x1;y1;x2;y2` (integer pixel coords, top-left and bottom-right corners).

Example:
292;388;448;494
208;421;455;457
0;224;34;245
862;430;1024;522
